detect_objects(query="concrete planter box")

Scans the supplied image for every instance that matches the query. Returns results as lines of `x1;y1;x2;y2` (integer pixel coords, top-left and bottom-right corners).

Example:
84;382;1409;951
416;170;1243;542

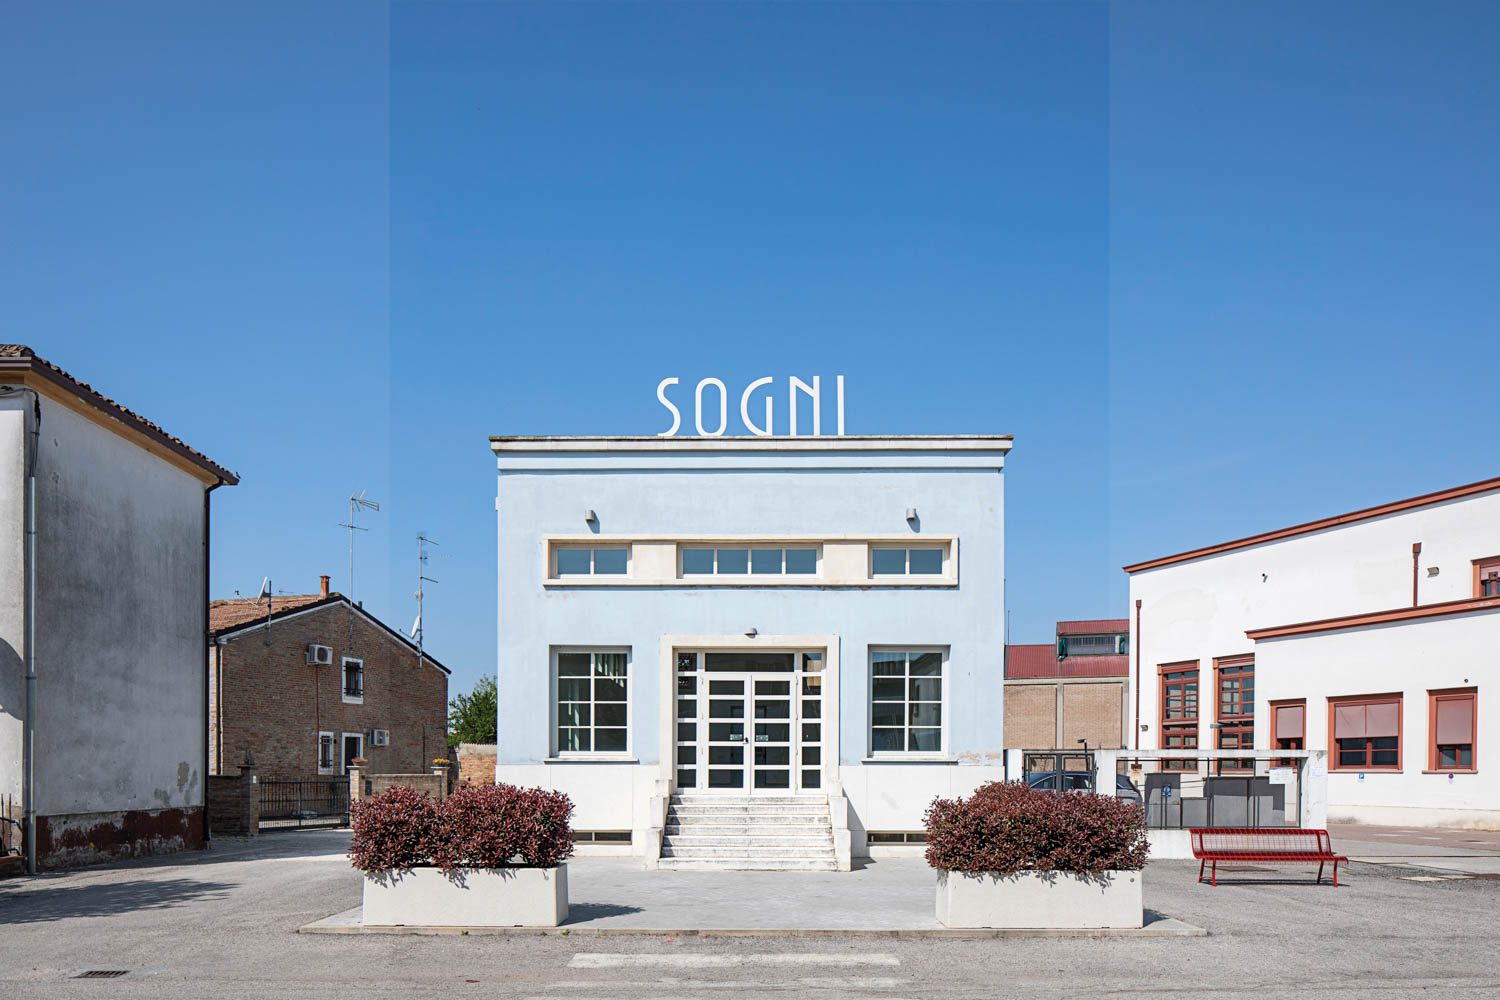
362;865;568;927
935;869;1143;929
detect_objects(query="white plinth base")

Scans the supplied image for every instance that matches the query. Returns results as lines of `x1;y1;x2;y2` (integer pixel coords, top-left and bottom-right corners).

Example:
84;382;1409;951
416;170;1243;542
935;869;1143;929
362;865;569;928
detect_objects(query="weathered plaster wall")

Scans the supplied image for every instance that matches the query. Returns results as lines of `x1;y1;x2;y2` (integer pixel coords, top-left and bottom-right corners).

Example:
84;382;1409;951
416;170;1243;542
29;397;208;819
0;403;26;808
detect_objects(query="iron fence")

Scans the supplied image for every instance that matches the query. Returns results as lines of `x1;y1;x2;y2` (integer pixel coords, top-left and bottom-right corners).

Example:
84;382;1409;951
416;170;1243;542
258;779;349;830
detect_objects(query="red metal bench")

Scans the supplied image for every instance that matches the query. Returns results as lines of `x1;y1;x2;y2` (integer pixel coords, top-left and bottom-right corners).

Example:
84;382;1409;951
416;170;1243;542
1190;828;1348;887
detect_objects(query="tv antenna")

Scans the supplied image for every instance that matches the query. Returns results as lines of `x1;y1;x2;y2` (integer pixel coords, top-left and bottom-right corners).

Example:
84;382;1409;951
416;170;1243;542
412;533;439;656
338;490;381;603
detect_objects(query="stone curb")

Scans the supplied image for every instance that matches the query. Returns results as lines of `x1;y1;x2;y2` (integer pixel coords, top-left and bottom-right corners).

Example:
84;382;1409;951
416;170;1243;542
298;907;1207;938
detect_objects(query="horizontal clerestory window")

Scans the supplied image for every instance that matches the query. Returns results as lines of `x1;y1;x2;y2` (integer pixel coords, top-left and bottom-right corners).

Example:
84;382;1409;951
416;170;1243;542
681;546;817;576
555;546;628;576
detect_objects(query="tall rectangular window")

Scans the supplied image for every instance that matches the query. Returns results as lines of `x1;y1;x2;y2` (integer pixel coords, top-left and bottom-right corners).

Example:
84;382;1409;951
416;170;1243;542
1159;662;1199;771
1429;689;1476;771
341;657;364;703
1215;657;1254;773
556;651;628;754
317;731;336;773
870;649;944;754
1330;695;1402;771
1271;699;1306;767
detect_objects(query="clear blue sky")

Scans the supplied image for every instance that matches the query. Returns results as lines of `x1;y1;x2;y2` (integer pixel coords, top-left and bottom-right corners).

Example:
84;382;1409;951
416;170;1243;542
4;2;1498;700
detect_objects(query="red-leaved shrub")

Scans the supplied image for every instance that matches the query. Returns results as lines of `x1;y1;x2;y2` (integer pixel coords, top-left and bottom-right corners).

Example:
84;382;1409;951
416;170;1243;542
431;784;575;870
349;783;575;876
924;781;1148;876
349;785;441;874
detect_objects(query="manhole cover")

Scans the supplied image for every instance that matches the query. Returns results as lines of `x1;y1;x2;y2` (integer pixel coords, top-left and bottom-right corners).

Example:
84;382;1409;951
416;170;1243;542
72;971;129;979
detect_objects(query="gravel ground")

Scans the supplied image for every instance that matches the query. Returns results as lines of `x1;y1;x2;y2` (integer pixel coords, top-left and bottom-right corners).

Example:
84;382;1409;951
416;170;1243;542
3;828;1499;999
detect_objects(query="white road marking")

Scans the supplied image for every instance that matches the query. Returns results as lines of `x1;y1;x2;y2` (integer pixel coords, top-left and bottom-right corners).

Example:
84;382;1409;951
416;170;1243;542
544;977;904;989
567;952;901;969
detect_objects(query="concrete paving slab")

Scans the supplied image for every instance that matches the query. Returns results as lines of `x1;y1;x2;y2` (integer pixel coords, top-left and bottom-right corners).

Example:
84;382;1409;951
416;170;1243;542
298;858;1204;937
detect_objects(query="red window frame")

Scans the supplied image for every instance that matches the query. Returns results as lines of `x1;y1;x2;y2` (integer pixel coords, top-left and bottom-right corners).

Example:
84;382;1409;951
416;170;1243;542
1159;661;1200;772
1428;688;1477;773
1270;698;1306;768
1475;556;1500;599
1214;656;1255;773
1328;694;1403;772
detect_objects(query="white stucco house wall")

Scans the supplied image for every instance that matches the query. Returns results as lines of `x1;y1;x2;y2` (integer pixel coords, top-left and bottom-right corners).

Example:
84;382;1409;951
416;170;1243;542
0;346;237;870
1126;475;1500;829
493;435;1010;867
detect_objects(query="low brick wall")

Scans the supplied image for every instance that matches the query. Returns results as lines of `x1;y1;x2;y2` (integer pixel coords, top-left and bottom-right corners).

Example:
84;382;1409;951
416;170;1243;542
366;773;447;799
457;743;497;787
207;770;259;837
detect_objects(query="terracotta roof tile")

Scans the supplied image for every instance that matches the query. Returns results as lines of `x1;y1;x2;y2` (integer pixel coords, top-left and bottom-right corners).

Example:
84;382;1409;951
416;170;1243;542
1056;619;1129;635
0;344;238;484
209;593;331;633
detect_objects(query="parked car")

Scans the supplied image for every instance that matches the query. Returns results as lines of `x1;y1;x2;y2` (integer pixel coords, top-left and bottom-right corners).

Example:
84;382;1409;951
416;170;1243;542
1026;770;1144;807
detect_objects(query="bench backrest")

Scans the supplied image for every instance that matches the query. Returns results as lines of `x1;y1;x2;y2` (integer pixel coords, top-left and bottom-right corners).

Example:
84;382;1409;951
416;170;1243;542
1190;828;1332;855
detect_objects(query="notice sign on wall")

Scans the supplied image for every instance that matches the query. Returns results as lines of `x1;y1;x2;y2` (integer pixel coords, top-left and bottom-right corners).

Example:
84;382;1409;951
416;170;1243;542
1268;767;1294;785
657;375;846;437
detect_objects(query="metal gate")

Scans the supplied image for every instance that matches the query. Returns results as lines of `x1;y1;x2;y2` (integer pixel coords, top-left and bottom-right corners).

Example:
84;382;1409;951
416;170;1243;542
258;779;349;830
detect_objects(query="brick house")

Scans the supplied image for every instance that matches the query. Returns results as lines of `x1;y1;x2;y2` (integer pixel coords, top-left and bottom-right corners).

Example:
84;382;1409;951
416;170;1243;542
208;577;449;780
1004;619;1129;752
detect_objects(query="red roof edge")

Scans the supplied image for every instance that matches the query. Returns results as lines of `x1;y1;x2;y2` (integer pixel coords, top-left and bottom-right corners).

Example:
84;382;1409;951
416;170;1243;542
1247;595;1500;641
1124;474;1500;575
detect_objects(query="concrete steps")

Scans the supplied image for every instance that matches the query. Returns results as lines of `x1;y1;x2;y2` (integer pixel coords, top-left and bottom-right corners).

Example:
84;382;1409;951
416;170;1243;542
657;794;838;872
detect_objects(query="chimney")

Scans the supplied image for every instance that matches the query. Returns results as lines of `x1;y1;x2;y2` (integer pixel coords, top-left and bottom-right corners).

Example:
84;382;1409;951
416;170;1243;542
320;575;330;599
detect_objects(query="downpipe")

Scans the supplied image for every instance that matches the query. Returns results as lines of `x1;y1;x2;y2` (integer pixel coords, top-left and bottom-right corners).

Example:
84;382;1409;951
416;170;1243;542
3;386;41;875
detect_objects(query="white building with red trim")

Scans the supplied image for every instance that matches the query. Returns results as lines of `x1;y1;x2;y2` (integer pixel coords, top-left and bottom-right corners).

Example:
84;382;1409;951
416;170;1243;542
1125;475;1500;829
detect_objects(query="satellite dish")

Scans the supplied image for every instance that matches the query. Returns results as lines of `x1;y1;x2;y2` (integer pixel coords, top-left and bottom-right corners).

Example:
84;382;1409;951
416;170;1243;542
409;613;422;639
255;577;271;603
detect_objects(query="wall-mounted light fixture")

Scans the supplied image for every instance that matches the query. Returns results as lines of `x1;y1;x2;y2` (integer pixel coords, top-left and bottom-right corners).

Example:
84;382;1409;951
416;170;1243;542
905;507;918;523
745;627;759;638
1427;566;1440;577
584;508;597;525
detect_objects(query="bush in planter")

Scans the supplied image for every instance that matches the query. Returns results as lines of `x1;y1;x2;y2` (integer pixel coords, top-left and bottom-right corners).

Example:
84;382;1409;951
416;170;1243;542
923;780;1147;876
350;784;575;878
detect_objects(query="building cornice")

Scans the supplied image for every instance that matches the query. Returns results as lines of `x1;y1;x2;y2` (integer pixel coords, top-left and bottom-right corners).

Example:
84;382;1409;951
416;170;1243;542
1124;474;1500;575
1246;595;1500;641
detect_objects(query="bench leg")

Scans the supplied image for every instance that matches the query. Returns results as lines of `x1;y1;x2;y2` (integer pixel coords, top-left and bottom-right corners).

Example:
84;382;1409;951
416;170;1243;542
1317;860;1324;885
1198;859;1205;884
1333;860;1340;888
1212;860;1218;887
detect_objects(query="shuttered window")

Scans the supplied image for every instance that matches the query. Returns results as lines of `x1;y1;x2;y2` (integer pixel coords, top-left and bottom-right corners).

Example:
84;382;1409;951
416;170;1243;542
1429;689;1476;772
1271;700;1305;767
1330;695;1402;771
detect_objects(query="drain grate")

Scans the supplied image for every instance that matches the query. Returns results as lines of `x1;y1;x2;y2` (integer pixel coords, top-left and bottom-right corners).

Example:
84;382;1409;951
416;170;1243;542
72;971;129;979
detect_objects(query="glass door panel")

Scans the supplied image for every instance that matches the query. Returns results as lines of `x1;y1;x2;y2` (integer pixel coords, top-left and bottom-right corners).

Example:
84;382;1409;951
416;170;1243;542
706;677;747;790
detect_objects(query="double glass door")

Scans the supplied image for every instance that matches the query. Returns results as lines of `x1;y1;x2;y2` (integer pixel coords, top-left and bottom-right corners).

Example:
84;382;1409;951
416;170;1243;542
675;651;823;794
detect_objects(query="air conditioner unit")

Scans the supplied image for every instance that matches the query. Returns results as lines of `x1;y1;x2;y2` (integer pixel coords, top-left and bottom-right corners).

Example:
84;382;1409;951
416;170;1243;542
306;644;333;666
371;729;391;747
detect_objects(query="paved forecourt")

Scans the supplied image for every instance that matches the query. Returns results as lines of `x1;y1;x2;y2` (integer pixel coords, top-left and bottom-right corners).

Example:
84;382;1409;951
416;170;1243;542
4;829;1500;999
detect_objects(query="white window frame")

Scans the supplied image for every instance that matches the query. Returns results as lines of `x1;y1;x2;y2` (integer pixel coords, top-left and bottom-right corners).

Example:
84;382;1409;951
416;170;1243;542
551;647;632;759
869;545;948;577
553;545;630;578
868;646;949;759
341;732;364;774
679;544;821;578
341;656;365;704
317;731;337;775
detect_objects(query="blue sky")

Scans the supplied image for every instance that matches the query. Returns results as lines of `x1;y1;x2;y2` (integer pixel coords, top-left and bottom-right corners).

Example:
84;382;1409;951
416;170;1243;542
4;2;1498;699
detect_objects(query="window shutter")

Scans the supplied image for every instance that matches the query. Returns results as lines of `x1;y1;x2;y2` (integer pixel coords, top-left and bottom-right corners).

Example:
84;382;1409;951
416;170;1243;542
1334;703;1367;739
1435;697;1474;745
1365;700;1399;739
1275;704;1304;739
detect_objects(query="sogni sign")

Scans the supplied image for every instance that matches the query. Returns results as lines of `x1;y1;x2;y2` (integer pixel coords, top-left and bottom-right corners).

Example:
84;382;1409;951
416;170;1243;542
656;375;846;437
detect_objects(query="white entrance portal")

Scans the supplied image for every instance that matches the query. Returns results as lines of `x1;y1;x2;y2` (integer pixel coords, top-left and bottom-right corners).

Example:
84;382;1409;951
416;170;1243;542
673;651;824;794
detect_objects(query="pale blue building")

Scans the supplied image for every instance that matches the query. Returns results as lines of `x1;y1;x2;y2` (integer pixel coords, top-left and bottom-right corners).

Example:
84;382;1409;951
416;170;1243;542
493;435;1010;869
